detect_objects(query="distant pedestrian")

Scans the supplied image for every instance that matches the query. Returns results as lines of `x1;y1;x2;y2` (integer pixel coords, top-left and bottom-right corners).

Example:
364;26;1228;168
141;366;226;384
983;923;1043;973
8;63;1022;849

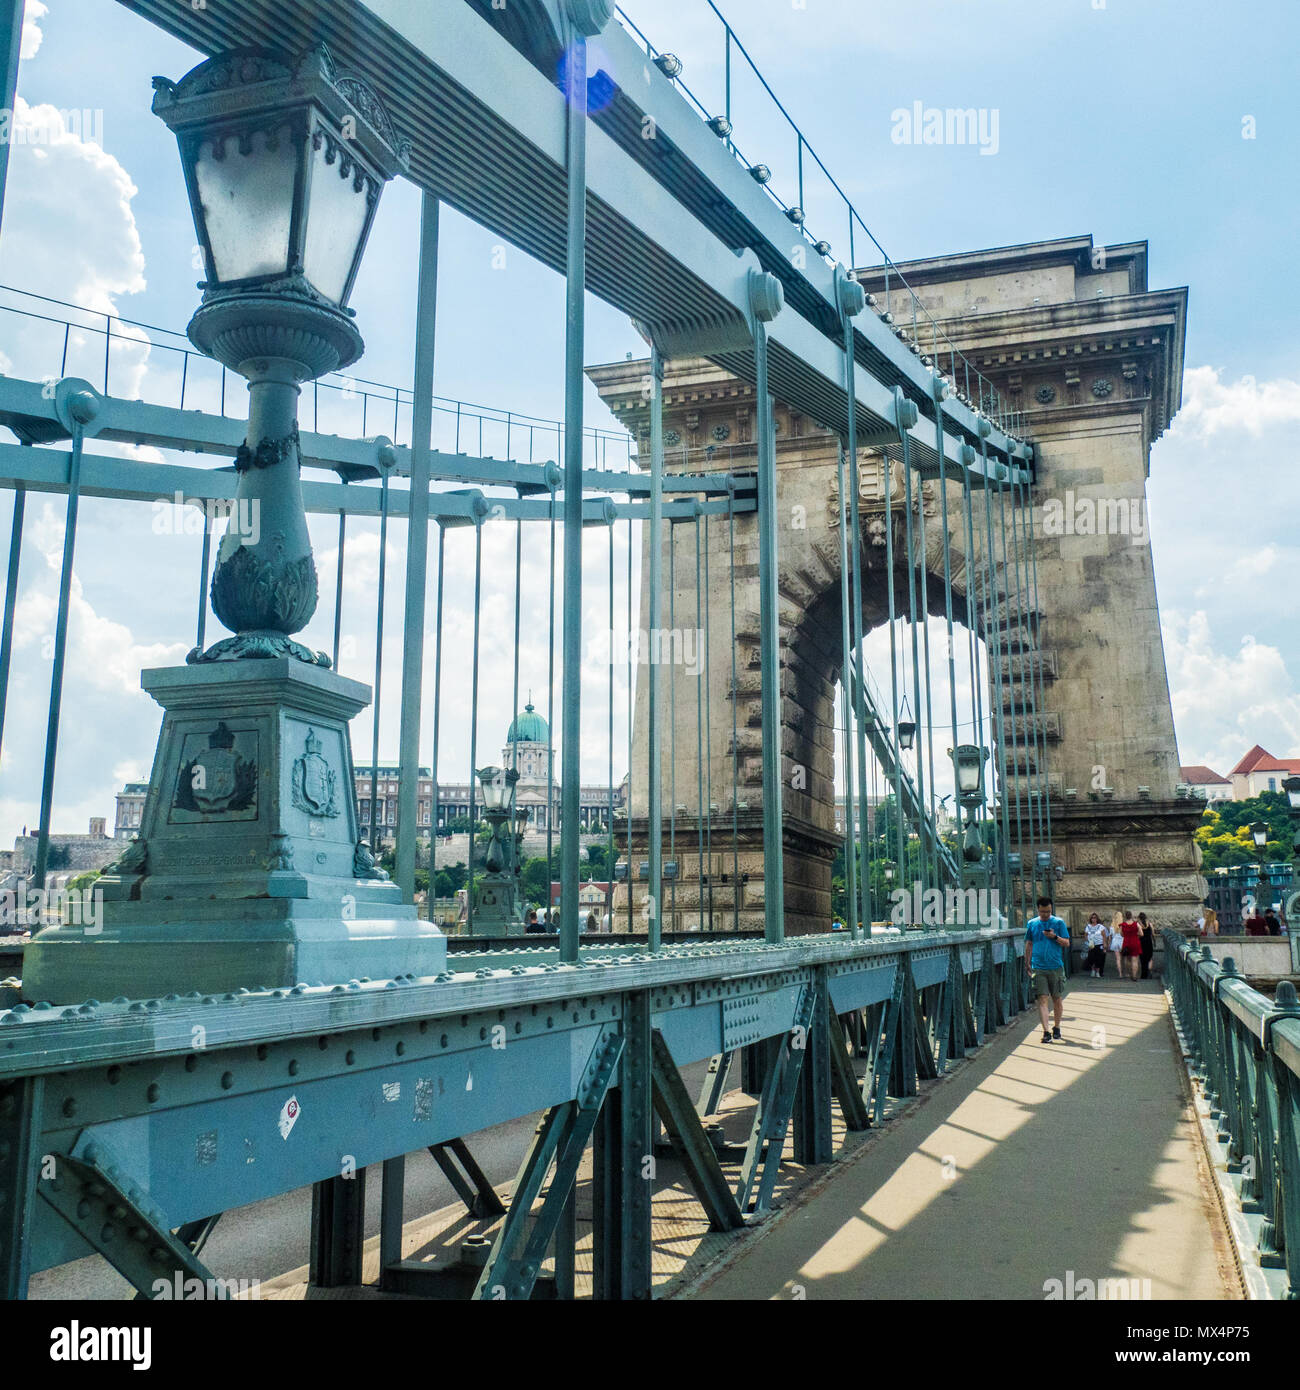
1025;897;1069;1042
1110;912;1125;976
1244;910;1267;937
585;910;598;934
1265;908;1282;937
1116;909;1143;982
525;908;543;934
1084;912;1108;978
1200;908;1219;936
1138;912;1155;979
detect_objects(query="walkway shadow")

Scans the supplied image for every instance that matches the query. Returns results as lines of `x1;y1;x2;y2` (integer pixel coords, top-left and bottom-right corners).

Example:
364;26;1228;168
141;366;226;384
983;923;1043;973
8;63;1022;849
695;980;1233;1301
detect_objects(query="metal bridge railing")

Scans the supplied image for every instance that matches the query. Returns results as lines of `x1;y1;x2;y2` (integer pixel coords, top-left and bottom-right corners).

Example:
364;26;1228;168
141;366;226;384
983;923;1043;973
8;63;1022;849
1163;930;1300;1297
614;3;1024;438
0;284;636;472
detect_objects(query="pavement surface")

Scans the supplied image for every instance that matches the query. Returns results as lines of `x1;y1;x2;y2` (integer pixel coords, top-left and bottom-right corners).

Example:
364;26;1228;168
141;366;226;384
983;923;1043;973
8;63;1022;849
693;977;1241;1301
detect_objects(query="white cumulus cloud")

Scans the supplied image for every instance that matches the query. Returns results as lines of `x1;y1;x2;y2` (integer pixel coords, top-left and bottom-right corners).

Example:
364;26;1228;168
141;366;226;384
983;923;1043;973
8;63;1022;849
1163;609;1300;775
20;0;47;62
1172;365;1300;441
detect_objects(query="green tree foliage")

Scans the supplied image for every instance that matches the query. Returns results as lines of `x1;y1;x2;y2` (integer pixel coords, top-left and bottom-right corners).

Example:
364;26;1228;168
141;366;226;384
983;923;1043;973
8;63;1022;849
1195;793;1297;871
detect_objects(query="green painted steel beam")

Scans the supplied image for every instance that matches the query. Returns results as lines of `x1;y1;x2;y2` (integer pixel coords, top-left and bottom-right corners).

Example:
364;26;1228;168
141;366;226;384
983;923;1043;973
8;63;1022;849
0;374;752;499
0;440;750;523
114;0;1031;482
650;1029;743;1232
0;929;1024;1075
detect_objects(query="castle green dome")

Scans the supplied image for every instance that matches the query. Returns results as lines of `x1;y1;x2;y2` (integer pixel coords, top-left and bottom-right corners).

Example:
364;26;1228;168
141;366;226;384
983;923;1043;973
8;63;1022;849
507;702;549;744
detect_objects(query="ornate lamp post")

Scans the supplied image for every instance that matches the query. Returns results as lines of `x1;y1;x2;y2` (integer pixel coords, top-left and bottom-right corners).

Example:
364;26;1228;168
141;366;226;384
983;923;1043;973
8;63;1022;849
151;45;410;664
22;48;448;1004
471;766;525;934
950;743;989;891
1035;849;1053;905
1005;849;1022;925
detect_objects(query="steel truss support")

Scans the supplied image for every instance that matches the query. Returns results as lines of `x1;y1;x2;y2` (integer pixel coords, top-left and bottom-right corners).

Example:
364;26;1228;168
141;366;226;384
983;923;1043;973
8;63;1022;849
650;1030;743;1234
735;982;818;1215
793;976;834;1165
864;988;902;1121
593;993;653;1301
0;1076;43;1299
697;1051;734;1117
474;1025;623;1300
890;957;921;1099
38;1138;225;1300
428;1139;507;1219
827;999;871;1133
310;1169;367;1289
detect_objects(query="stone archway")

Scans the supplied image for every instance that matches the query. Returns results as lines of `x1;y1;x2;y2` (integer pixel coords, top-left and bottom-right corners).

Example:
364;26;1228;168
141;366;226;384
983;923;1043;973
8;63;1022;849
590;235;1207;937
589;357;991;934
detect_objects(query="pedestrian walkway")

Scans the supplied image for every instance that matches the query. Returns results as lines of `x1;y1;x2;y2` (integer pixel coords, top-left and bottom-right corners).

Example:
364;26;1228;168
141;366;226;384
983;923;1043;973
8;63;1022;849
693;978;1240;1300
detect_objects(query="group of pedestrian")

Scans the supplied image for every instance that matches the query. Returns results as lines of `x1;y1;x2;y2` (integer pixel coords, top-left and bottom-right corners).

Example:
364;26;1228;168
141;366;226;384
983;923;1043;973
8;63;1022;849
1025;896;1160;1047
1081;909;1154;981
1244;907;1284;936
1194;906;1285;935
523;907;611;934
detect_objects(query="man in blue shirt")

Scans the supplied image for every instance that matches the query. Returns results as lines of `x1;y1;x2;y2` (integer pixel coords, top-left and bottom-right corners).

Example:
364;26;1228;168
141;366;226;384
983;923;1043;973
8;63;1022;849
1024;896;1069;1042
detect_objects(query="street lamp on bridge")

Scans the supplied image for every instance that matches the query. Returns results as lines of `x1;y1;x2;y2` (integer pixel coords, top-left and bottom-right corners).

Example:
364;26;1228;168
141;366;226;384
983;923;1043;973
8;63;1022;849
151;45;409;664
472;766;524;933
950;743;990;895
22;47;449;1004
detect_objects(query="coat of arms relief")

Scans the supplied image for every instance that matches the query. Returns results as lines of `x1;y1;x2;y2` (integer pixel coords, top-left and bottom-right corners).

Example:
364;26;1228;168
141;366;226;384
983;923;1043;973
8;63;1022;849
291;727;340;818
173;720;258;817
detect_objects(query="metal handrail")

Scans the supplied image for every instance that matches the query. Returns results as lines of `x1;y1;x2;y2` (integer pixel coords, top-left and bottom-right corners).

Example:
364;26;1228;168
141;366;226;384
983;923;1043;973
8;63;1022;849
1163;930;1300;1297
613;3;1021;437
0;283;636;470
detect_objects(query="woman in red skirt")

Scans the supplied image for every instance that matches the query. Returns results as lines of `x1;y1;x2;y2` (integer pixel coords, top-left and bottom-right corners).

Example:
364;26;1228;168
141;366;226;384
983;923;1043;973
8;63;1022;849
1117;909;1143;982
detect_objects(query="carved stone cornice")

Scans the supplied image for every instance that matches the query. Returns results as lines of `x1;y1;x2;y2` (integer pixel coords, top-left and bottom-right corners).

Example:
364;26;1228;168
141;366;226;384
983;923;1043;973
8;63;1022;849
1048;797;1206;840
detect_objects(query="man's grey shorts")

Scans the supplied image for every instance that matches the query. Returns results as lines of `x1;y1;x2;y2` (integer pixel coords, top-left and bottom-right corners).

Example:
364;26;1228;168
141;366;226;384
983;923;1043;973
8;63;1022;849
1032;968;1066;999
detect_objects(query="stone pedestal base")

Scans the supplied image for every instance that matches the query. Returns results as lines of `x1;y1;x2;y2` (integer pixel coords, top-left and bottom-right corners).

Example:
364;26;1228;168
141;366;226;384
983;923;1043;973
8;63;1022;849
1044;798;1207;934
611;811;838;936
22;658;445;1004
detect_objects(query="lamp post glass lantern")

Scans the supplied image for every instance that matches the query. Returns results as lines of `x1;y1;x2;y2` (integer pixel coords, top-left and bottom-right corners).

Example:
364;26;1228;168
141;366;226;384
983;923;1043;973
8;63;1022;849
152;45;410;665
1250;821;1269;850
950;744;987;801
1283;775;1300;811
19;48;454;1004
473;767;524;932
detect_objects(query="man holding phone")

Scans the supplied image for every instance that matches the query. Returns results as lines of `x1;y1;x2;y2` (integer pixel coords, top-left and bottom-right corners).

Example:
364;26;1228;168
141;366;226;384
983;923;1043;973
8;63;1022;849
1025;896;1069;1043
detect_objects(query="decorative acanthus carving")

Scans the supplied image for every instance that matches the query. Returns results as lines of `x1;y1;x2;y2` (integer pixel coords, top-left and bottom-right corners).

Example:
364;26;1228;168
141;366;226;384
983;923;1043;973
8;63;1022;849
1144;873;1206;901
209;543;319;640
1072;841;1116;870
1121;839;1197;869
234;427;300;474
1054;873;1142;902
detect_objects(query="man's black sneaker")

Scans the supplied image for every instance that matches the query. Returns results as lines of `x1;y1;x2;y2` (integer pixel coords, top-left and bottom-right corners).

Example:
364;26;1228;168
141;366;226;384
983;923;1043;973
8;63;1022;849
1041;1030;1052;1043
1052;1026;1062;1040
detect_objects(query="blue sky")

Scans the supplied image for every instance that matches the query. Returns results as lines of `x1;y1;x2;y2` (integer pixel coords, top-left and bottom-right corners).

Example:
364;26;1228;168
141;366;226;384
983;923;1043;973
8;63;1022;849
0;0;1296;842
